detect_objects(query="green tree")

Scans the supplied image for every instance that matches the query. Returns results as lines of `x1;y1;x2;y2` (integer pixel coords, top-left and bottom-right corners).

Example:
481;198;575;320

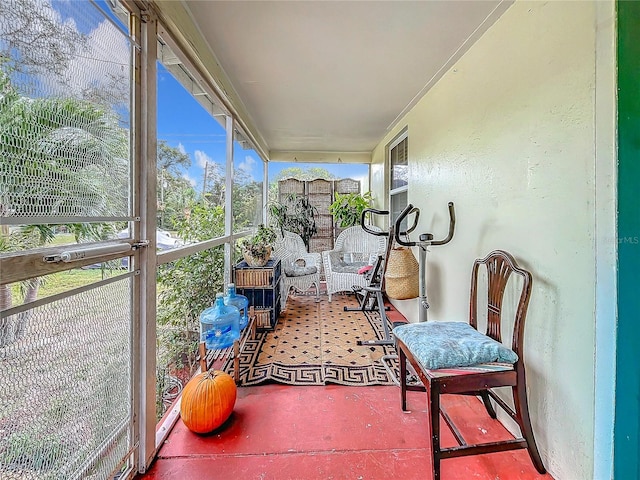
201;161;225;206
0;71;128;219
157;140;193;230
0;0;129;108
232;168;263;231
156;202;226;418
161;175;198;231
0;70;128;346
156;203;225;323
158;140;190;173
272;166;336;183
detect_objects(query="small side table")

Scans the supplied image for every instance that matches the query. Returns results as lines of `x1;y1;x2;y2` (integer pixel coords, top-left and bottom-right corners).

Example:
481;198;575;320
233;258;282;330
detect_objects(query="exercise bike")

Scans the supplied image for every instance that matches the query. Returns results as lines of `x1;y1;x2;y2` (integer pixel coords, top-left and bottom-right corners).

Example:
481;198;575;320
394;202;456;323
372;202;456;385
345;207;419;347
344;203;455;350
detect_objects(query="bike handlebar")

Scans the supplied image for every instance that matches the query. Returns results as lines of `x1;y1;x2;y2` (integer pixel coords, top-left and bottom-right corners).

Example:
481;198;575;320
394;202;455;247
431;202;456;246
361;207;420;237
361;208;390;237
394;205;420;246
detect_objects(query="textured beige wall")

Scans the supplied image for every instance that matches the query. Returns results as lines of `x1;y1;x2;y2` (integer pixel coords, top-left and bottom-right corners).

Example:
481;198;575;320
370;2;613;478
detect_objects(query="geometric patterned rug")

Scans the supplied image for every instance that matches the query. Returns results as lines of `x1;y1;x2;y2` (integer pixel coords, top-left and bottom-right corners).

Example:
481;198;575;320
231;294;399;386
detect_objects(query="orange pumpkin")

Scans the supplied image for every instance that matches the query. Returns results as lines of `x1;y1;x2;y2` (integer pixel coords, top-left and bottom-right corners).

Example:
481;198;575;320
180;369;237;433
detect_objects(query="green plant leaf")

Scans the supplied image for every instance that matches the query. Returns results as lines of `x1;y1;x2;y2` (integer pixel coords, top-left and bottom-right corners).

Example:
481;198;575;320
329;191;373;228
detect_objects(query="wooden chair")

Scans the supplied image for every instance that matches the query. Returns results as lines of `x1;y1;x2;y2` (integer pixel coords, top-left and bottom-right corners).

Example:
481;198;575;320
394;250;546;479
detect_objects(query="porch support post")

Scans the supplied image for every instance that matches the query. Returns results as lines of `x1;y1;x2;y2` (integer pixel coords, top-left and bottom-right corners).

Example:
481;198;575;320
224;115;235;286
263;160;269;224
134;7;158;474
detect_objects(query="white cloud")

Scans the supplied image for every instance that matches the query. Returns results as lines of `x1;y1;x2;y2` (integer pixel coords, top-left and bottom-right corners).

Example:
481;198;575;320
182;173;197;187
61;17;130;100
4;0;131;105
177;142;187;155
237;155;256;174
1;1;75;80
195;150;213;169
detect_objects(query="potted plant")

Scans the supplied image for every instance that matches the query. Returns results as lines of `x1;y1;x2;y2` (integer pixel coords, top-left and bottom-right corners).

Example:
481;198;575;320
239;224;277;267
267;194;318;250
328;191;373;228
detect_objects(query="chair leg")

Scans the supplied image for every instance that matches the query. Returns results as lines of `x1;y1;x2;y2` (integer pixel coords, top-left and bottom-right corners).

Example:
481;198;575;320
376;290;392;342
429;383;441;480
399;347;408;411
314;280;320;302
281;285;289;311
513;374;546;474
479;391;497;419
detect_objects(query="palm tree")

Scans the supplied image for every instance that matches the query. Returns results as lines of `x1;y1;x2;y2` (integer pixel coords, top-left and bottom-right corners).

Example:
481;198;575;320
0;70;128;346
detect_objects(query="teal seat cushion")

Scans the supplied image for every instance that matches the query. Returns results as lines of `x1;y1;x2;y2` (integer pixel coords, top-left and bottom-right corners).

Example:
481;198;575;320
393;321;518;370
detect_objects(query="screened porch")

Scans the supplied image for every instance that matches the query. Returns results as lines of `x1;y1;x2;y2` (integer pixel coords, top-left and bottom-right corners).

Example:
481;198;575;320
0;1;634;480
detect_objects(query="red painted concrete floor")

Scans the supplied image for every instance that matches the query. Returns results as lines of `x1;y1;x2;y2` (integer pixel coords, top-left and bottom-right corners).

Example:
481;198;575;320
140;384;553;480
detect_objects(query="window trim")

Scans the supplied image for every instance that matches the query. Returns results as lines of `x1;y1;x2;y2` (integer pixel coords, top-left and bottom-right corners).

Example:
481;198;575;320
387;130;408;226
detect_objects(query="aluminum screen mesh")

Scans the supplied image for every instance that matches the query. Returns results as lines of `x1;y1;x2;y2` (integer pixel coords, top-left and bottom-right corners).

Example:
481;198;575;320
0;276;132;479
0;0;131;221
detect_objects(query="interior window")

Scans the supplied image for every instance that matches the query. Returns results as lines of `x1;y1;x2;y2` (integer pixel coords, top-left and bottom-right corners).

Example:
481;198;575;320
389;133;408;228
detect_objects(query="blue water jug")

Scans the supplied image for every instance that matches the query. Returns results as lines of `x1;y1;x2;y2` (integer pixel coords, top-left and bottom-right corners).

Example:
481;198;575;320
200;293;240;349
224;283;249;329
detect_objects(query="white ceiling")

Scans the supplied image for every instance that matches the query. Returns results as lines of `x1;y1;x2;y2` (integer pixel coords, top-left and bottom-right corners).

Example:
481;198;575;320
184;1;511;155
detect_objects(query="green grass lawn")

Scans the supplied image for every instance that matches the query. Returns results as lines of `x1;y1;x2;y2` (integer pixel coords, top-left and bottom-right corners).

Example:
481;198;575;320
48;233;77;246
39;269;107;296
10;268;113;304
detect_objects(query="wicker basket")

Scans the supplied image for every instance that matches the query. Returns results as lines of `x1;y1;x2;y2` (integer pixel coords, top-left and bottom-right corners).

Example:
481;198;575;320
235;268;273;287
384;247;419;300
254;309;273;329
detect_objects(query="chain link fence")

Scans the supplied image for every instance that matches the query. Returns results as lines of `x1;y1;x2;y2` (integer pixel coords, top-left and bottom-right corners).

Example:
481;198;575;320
0;276;132;479
0;1;135;478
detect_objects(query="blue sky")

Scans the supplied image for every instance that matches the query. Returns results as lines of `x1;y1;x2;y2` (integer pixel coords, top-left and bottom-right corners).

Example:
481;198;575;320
157;63;369;188
53;0;368;190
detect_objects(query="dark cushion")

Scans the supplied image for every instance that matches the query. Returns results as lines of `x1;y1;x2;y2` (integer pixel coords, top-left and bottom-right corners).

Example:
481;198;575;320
284;265;318;277
328;251;367;273
332;262;367;273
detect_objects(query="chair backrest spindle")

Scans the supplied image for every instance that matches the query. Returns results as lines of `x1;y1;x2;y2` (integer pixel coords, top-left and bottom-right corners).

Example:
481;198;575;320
469;250;533;359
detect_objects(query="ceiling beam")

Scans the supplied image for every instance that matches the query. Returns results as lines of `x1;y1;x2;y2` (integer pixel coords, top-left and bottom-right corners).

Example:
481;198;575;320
269;151;371;164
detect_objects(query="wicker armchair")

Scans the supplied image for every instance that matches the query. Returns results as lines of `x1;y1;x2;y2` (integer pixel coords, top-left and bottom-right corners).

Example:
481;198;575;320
322;225;386;302
272;231;322;310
